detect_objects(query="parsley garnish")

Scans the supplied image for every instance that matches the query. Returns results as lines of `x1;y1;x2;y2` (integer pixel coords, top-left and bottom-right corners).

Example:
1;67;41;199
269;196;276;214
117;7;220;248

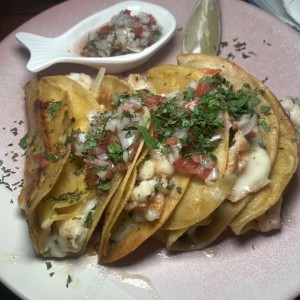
154;182;163;191
54;188;84;203
46;261;52;270
107;141;123;163
261;120;270;132
85;211;93;228
66;274;72;288
98;180;112;191
260;106;271;114
176;186;183;194
43;150;59;162
133;125;159;149
83;131;97;150
47;101;62;118
18;133;28;150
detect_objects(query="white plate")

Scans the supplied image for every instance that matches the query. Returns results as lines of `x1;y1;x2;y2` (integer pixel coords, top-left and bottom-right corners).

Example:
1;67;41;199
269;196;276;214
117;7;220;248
1;0;300;299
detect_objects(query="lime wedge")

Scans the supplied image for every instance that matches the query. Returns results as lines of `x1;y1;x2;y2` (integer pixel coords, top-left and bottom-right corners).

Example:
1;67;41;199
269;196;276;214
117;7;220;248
182;0;221;55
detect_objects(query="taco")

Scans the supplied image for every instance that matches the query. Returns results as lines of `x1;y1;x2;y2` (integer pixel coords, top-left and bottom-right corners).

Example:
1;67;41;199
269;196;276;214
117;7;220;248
155;54;298;251
99;65;242;263
18;74;150;257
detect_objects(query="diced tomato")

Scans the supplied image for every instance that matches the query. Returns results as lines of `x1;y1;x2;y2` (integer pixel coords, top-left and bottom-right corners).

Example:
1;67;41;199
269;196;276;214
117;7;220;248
174;156;213;180
36;154;51;169
195;82;216;97
175;157;199;173
84;163;98;184
133;16;140;23
100;133;119;150
104;169;115;181
166;137;179;146
250;130;258;139
152;131;159;139
99;24;112;33
121;100;138;112
144;95;162;109
148;39;154;46
135;26;144;37
124;9;131;15
202;68;222;75
148;14;156;25
183;100;199;110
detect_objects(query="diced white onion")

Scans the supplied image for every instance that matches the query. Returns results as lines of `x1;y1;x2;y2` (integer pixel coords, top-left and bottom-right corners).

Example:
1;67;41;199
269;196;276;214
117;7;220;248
205;167;219;182
189;80;198;89
233;114;257;136
118;130;139;150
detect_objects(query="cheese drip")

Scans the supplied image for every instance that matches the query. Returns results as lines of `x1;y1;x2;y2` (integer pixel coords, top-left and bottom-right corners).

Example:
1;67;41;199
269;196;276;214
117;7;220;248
228;126;272;202
44;197;98;257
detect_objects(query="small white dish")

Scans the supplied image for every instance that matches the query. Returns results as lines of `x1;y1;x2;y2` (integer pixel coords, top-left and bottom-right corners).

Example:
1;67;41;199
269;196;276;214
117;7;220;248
16;1;176;73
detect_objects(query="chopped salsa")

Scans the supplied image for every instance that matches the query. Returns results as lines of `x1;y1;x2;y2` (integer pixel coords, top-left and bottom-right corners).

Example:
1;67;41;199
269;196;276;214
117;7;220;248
80;9;163;57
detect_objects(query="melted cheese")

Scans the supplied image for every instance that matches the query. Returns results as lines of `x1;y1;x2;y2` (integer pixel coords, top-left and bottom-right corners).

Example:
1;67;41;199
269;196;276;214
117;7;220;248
44;197;98;257
228;144;271;202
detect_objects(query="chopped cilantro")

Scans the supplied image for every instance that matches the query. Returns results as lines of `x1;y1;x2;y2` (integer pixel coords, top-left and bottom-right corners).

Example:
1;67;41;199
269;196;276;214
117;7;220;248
18;133;28;150
261;120;270;132
176;186;183;194
154;182;163;191
85;211;93;228
260;106;271;114
98;180;112;191
136;126;159;149
43;150;59;162
83;131;97;150
107;141;123;163
66;274;72;288
46;261;52;270
54;189;84;203
47;101;62;118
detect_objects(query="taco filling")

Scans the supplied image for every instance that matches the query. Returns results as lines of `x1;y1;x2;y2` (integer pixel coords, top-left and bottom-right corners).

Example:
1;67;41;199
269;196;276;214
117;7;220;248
121;73;273;224
73;93;149;190
40;92;150;257
118;80;227;224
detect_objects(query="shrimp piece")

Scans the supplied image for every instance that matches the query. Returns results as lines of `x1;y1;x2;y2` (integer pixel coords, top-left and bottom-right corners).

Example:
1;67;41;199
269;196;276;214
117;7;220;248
145;192;165;221
226;130;250;175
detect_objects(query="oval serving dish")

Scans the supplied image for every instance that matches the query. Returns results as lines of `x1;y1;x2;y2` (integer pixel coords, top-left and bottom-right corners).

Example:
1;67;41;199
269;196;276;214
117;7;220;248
16;1;176;73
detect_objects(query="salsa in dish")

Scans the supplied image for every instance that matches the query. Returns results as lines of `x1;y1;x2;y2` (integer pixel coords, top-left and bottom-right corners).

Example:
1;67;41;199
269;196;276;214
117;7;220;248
80;9;163;57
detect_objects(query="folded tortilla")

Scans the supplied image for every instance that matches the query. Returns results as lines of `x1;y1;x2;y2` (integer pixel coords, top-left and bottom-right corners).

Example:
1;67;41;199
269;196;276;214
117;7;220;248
19;75;149;257
157;54;298;251
99;65;241;263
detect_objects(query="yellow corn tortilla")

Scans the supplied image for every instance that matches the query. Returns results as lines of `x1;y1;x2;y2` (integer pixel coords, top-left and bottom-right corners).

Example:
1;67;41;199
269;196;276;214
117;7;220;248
99;162;191;263
99;65;234;263
18;79;72;213
162;111;234;231
18;78;73;254
19;74;147;257
157;197;248;251
165;53;297;248
230;103;298;234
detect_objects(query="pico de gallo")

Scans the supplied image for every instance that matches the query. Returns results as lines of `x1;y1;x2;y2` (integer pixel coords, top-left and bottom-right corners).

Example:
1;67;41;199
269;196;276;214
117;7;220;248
121;72;269;222
72;93;149;191
138;72;266;182
80;9;163;57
